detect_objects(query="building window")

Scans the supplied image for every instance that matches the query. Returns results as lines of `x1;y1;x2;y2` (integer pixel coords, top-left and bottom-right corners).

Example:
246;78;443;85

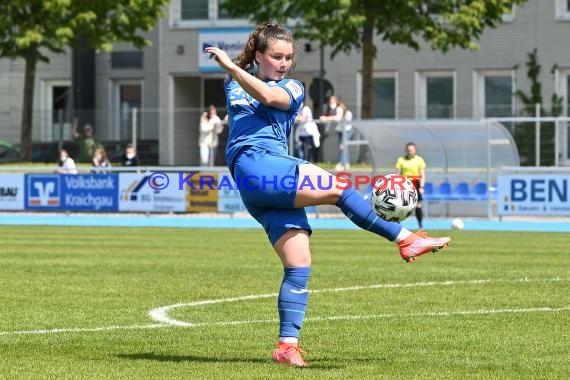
112;81;142;141
485;76;513;117
181;0;209;20
426;76;454;118
502;3;516;22
111;51;144;69
566;74;570;115
561;74;570;160
474;71;514;118
173;0;246;26
555;0;570;20
415;72;456;119
41;80;72;142
218;0;231;19
371;75;397;118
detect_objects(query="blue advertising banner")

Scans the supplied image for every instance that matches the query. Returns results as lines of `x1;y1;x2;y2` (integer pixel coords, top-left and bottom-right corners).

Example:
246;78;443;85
217;175;246;213
498;174;570;216
198;29;251;72
25;174;119;211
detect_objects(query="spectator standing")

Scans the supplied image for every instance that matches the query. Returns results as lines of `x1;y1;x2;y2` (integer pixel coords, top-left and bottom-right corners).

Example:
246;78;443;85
334;102;353;171
72;117;99;163
319;96;346;170
294;103;320;162
199;105;223;166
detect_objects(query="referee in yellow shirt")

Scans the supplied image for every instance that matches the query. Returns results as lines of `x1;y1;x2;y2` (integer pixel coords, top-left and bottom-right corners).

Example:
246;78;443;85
396;142;426;229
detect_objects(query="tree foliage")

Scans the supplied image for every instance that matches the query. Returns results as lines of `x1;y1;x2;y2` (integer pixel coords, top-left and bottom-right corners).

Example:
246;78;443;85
515;49;563;117
223;0;527;117
0;0;169;160
0;0;167;58
513;49;562;166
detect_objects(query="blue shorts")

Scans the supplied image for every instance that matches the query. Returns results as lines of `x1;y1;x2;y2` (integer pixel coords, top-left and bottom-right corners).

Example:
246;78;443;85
233;147;312;245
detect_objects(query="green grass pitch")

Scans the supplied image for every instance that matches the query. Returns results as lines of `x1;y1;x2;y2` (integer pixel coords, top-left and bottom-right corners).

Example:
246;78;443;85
0;225;568;379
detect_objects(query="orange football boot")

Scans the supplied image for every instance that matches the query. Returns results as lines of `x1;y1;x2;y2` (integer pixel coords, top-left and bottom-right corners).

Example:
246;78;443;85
272;342;308;367
398;230;451;262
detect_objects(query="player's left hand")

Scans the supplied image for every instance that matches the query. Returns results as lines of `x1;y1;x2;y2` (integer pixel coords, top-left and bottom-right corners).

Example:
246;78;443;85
204;46;235;72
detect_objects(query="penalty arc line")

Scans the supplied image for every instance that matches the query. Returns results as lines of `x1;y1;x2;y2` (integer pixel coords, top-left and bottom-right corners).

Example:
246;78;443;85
1;277;568;337
148;276;569;327
190;305;570;327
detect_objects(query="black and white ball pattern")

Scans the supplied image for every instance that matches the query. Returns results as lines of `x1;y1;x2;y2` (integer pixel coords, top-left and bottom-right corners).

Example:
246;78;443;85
371;174;418;222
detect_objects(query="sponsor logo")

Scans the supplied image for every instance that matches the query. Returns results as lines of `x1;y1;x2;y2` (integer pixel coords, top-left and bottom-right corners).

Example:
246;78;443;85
0;187;18;198
27;176;60;207
122;176;151;202
285;80;303;100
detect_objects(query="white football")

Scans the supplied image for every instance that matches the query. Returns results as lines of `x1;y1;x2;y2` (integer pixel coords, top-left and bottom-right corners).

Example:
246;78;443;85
451;218;464;230
370;174;418;222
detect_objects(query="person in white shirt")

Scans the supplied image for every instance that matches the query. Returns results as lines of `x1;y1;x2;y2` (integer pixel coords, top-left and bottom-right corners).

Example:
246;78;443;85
294;104;320;162
56;149;78;174
320;96;354;170
319;95;344;129
199;105;223;166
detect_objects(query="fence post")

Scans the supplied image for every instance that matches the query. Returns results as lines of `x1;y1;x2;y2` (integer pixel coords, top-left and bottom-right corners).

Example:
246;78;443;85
486;120;493;219
132;107;138;151
554;118;559;167
535;103;540;166
58;108;63;152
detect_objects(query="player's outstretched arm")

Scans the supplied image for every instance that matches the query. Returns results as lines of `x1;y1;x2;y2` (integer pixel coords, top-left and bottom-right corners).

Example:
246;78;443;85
204;46;291;111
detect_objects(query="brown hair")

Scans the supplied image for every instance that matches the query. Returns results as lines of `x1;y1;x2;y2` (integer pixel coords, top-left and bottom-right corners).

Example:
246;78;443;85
231;21;295;77
93;147;108;161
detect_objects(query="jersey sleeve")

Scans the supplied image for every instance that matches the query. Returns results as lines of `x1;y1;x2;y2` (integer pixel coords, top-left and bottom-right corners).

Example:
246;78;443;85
395;157;403;171
279;79;304;112
419;157;426;170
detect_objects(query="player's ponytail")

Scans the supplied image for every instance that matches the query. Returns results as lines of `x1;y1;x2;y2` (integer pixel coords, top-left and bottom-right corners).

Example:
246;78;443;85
227;21;295;82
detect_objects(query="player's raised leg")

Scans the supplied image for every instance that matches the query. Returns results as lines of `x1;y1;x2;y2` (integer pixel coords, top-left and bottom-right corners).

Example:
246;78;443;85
271;229;311;367
294;163;450;262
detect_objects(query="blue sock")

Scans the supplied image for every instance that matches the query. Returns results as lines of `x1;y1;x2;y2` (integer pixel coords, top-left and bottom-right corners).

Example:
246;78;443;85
278;267;311;339
336;188;402;241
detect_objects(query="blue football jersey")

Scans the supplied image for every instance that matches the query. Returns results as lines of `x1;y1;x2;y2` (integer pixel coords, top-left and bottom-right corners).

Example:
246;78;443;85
224;78;304;170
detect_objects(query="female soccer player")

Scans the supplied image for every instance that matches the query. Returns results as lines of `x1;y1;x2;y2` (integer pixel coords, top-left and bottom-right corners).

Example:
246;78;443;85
204;22;450;367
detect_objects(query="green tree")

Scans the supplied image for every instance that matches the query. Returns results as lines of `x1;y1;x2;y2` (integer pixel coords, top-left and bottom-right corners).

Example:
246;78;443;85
513;49;562;165
0;0;169;161
223;0;525;118
515;49;563;117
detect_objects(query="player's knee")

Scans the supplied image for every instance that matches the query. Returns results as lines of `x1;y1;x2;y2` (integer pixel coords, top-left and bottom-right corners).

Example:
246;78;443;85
274;229;312;267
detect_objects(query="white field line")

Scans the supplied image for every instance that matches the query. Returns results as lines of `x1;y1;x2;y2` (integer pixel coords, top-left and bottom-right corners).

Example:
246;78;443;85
190;305;570;328
148;277;568;326
2;306;569;337
1;277;568;337
0;324;167;336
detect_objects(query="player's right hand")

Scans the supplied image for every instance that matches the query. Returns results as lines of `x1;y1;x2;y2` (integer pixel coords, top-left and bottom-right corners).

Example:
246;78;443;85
203;46;235;72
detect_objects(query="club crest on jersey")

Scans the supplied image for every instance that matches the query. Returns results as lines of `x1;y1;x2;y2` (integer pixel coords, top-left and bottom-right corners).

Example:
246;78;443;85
285;81;303;100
